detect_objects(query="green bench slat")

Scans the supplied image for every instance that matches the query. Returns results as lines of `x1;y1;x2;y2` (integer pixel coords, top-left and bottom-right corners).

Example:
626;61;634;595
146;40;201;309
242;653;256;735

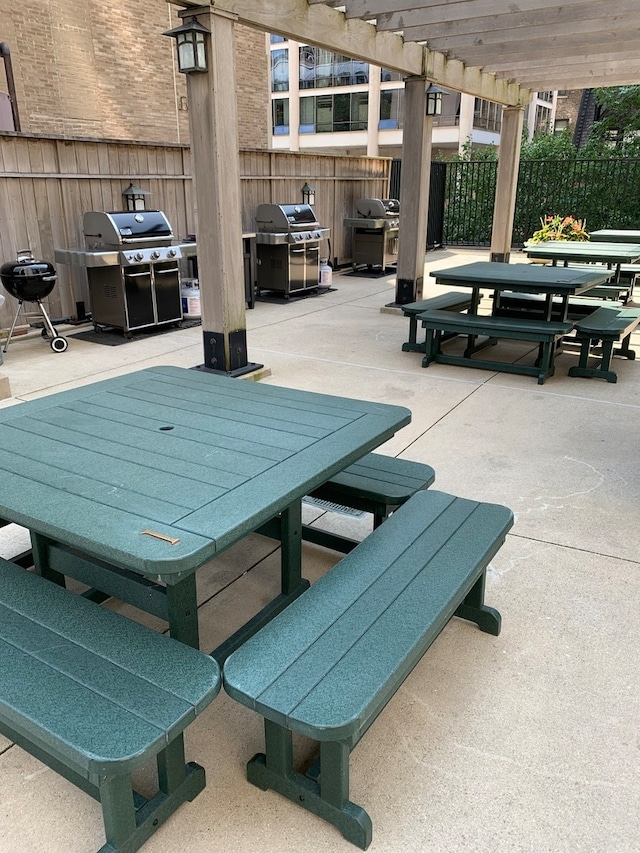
419;309;573;384
223;489;512;848
571;306;640;339
493;292;622;321
419;310;573;339
568;307;640;383
0;559;221;851
560;264;634;301
308;452;435;517
401;291;478;352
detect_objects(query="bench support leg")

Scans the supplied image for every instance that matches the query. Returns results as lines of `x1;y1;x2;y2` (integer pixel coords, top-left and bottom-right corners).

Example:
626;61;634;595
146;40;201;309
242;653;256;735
614;331;636;360
568;337;620;383
401;315;422;352
455;571;501;636
247;720;373;850
97;738;206;853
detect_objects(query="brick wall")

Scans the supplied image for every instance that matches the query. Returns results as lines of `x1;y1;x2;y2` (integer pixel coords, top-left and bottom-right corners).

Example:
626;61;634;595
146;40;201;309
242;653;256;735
235;26;269;150
0;1;269;147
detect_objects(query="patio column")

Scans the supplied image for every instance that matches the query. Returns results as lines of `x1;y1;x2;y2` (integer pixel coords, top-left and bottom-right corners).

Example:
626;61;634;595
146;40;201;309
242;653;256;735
490;105;525;263
180;4;258;374
394;76;433;305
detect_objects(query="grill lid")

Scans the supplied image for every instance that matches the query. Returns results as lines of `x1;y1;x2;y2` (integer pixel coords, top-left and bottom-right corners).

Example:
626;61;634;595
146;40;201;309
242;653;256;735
0;250;57;302
355;198;400;218
255;203;319;233
83;210;174;248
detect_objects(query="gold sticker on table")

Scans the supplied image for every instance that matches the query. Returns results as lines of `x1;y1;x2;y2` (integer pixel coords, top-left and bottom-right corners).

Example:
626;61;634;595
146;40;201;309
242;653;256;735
142;529;180;545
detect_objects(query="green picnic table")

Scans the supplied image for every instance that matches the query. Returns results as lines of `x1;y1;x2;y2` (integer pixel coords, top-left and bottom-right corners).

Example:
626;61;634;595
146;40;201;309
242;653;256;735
524;240;640;283
589;229;640;244
0;366;410;656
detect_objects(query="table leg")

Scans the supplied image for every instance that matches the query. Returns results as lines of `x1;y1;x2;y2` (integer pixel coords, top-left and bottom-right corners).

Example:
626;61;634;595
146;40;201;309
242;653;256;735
211;499;309;663
165;576;200;648
280;499;302;595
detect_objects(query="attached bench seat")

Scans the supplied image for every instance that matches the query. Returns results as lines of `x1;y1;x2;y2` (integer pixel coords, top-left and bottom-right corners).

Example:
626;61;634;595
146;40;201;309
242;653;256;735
561;263;634;302
420;309;574;384
0;559;221;853
493;291;622;321
568;306;640;382
306;452;435;546
258;454;436;557
401;291;479;352
224;489;513;849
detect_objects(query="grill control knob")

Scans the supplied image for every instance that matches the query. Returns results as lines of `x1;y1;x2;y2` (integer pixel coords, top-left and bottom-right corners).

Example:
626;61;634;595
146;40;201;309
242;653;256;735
134;252;144;262
150;250;160;260
167;248;177;258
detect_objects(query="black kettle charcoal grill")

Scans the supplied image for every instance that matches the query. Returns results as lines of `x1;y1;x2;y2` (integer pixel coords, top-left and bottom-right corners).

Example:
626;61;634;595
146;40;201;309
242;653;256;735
0;250;68;353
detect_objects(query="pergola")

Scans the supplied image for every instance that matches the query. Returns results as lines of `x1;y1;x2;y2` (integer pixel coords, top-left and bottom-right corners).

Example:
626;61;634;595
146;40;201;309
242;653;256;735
168;1;640;373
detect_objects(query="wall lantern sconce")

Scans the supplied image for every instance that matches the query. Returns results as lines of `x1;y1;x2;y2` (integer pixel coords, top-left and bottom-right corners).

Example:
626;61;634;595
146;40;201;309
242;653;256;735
301;182;316;206
122;183;150;211
163;17;210;74
426;84;444;117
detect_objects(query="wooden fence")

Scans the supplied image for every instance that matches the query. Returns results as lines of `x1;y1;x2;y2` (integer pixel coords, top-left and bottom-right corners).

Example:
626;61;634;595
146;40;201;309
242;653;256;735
0;133;390;328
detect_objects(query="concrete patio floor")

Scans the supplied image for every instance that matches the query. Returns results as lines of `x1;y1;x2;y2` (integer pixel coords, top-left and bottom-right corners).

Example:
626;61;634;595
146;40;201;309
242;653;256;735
0;247;638;852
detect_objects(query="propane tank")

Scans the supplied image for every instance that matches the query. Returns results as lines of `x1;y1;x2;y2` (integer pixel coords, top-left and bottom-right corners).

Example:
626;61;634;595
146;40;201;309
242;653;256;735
181;278;201;320
319;258;332;287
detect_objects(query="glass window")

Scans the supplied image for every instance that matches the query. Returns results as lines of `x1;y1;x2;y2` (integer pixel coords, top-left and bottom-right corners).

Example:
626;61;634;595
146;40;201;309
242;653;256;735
474;99;502;132
351;92;368;130
298;93;369;133
299;45;369;88
380;68;403;83
315;95;334;132
534;104;551;135
379;89;404;130
332;93;351;132
299;96;315;132
270;34;286;43
271;49;289;92
272;98;289;135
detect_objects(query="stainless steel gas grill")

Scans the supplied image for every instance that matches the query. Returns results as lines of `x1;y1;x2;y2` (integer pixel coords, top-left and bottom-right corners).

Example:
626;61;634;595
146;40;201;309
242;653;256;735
254;203;330;299
344;198;400;270
55;210;189;336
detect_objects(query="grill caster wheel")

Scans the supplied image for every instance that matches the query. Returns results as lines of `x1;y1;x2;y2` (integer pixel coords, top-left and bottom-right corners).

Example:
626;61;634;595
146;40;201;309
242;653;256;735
50;336;68;353
41;328;50;340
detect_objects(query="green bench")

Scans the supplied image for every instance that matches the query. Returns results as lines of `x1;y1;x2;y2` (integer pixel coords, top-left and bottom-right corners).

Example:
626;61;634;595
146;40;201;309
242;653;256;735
0;559;221;853
617;264;639;302
492;291;623;321
258;453;436;556
561;263;634;302
401;291;478;352
304;452;435;552
420;309;574;385
568;306;640;382
223;489;513;849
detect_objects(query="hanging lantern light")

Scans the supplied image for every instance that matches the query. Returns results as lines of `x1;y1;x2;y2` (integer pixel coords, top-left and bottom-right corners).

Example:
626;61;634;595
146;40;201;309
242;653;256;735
163;17;210;74
426;83;444;117
301;182;316;206
122;183;150;211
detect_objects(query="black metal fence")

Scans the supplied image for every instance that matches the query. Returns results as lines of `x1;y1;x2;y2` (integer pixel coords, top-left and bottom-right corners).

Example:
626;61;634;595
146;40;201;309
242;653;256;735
392;158;640;248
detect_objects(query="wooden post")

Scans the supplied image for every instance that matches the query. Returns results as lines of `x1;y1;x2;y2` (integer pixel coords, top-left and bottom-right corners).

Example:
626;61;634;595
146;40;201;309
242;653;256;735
490;106;525;264
181;5;257;374
394;76;433;305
